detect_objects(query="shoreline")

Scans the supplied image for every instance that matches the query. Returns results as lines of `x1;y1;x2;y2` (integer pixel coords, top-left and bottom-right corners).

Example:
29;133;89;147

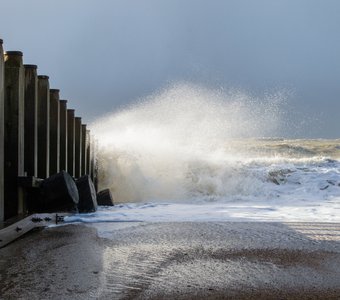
1;221;340;299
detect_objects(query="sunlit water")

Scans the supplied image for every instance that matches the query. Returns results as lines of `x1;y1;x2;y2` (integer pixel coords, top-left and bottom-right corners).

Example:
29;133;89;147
67;83;340;224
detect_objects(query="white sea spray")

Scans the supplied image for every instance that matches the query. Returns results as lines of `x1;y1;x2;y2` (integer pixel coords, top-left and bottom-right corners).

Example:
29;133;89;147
76;83;340;224
91;83;289;203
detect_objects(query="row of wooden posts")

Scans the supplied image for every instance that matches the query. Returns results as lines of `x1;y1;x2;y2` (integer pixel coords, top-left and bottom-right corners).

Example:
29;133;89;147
0;39;98;223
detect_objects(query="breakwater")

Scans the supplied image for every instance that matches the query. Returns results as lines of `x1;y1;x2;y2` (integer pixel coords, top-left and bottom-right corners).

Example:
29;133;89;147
0;39;99;223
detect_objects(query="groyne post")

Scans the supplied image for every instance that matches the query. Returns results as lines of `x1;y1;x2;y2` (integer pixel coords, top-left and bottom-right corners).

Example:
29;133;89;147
59;100;68;172
37;75;50;179
24;65;38;177
81;124;87;176
86;130;91;176
90;137;95;185
4;51;25;219
0;40;99;222
90;138;98;191
49;89;60;175
67;109;75;177
0;40;4;222
74;117;82;178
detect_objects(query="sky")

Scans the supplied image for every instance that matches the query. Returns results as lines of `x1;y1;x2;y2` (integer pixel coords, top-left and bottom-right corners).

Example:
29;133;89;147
1;0;340;138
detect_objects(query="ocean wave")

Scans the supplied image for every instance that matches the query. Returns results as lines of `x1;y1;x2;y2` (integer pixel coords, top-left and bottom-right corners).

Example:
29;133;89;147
90;84;340;204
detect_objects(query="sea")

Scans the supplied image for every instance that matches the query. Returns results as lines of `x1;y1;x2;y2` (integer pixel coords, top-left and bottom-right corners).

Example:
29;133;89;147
65;84;340;225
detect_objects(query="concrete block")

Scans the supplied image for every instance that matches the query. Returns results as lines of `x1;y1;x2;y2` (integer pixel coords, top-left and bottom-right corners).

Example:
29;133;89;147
40;170;79;212
97;189;114;206
76;175;97;213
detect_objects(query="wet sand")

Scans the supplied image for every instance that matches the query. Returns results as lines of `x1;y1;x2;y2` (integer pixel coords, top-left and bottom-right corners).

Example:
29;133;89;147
1;222;340;299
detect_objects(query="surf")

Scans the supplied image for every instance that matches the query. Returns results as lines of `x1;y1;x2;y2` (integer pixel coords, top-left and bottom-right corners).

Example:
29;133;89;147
91;82;291;203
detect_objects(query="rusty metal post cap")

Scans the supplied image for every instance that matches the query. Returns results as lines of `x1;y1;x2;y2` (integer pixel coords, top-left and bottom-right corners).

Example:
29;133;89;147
24;64;37;69
50;89;60;93
60;100;68;104
4;51;23;56
67;109;75;112
38;75;49;79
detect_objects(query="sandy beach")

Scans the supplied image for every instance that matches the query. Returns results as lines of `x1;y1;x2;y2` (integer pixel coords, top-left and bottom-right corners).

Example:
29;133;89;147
1;221;340;299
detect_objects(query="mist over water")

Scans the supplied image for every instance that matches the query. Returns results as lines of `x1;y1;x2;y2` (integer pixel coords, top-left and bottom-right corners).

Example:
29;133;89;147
91;83;290;203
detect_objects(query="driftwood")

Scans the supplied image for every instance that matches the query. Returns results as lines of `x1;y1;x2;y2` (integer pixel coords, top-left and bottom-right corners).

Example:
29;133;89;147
0;213;68;248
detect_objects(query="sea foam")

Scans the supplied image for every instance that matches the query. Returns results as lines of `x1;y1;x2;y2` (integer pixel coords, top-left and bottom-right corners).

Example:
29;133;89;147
91;83;287;203
80;83;340;224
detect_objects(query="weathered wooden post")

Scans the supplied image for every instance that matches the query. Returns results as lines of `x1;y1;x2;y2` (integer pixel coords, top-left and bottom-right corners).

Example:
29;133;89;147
0;39;4;222
4;51;25;219
94;140;98;191
67;109;75;177
81;124;87;176
59;100;68;172
49;89;60;175
37;75;50;179
86;130;91;176
90;137;95;184
90;138;98;191
74;117;82;178
24;65;38;177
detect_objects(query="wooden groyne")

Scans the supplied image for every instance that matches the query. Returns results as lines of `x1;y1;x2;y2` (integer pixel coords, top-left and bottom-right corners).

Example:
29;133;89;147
0;39;101;225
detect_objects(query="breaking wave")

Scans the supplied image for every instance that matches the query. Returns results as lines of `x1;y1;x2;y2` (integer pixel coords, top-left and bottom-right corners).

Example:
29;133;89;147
91;83;340;204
